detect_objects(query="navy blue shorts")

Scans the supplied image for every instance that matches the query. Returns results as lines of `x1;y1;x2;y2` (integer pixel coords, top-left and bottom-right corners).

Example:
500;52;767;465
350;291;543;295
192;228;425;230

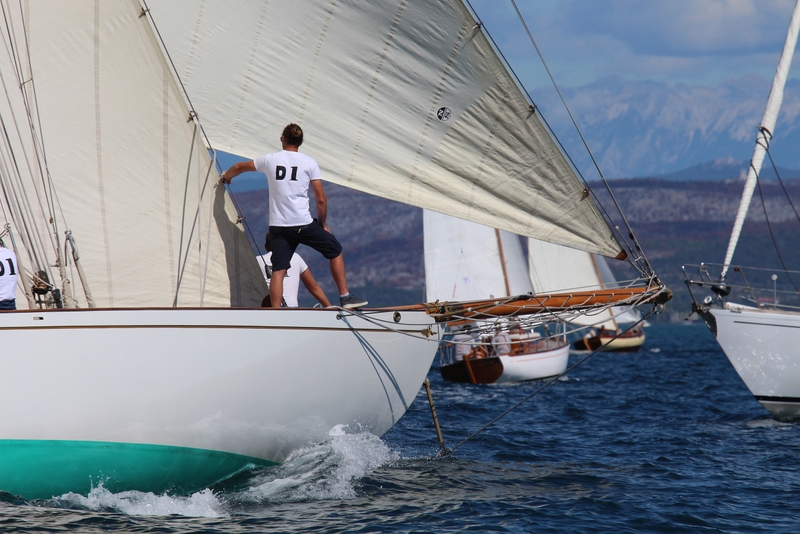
269;219;343;272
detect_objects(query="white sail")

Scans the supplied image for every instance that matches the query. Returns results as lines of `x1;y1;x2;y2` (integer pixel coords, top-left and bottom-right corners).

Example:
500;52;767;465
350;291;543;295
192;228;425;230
595;255;642;324
721;0;800;277
526;238;614;327
424;210;531;302
146;0;625;259
0;0;265;308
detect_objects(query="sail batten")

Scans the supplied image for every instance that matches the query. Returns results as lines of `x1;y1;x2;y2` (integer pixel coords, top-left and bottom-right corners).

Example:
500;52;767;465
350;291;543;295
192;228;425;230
148;0;624;258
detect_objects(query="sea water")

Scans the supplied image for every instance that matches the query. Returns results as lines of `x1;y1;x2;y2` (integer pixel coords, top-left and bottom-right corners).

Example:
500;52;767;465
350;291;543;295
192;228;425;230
3;323;800;532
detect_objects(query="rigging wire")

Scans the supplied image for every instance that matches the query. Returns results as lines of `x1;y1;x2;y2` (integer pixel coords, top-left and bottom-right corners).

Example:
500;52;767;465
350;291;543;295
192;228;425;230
754;133;799;292
0;40;52;278
140;2;272;262
764;135;800;224
461;0;654;281
0;1;63;252
506;0;652;275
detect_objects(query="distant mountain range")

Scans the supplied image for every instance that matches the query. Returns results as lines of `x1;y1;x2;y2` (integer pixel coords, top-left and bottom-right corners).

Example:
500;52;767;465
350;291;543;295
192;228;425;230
534;76;800;180
231;178;800;322
653;158;800;182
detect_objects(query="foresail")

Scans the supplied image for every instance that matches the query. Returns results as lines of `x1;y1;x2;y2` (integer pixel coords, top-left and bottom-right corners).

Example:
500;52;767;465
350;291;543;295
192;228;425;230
0;0;265;308
424;210;532;302
147;0;624;259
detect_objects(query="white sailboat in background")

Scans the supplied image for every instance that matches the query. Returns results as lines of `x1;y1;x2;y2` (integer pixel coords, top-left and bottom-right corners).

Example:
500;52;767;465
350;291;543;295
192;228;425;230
424;210;569;384
685;0;800;421
527;240;645;352
0;0;667;499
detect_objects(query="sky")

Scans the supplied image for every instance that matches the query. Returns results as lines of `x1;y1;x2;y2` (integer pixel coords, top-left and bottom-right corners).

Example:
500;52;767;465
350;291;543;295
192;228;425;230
467;0;799;89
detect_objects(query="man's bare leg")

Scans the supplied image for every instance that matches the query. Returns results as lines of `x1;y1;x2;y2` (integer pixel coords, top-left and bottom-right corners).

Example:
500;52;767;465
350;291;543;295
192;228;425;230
330;254;349;296
269;269;287;308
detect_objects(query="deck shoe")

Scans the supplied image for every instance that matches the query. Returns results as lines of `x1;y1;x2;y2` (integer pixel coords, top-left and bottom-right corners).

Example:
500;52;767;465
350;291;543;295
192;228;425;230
340;294;368;309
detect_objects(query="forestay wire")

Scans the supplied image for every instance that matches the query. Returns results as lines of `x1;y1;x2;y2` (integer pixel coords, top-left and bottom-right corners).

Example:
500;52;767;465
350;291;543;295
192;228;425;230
462;0;655;280
756;131;800;292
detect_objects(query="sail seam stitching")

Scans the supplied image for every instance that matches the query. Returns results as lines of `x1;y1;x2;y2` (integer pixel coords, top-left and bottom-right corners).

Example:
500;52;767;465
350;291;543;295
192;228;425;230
231;0;270;152
467;83;510;220
298;0;337;124
162;63;176;296
406;19;471;204
95;0;113;305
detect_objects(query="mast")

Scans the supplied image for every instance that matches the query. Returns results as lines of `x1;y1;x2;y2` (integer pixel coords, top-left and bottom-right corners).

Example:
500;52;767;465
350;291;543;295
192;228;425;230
721;0;800;279
494;229;512;297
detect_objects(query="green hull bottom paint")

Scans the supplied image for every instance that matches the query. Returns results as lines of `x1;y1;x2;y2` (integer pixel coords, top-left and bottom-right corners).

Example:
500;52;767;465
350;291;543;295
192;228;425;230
0;440;276;500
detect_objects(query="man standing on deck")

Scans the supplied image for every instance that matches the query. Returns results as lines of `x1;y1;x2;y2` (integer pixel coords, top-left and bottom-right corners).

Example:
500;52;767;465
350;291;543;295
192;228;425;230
221;123;367;309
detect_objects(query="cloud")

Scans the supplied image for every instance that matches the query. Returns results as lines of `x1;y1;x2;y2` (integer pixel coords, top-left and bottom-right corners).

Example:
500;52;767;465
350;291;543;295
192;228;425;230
468;0;800;86
557;0;795;57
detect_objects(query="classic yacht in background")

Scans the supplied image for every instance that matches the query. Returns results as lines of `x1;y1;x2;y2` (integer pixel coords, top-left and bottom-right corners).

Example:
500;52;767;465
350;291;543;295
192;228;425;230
527;240;646;352
424;210;569;384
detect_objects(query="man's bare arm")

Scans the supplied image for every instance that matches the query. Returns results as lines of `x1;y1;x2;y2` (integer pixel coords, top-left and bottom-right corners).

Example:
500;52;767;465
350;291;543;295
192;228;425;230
300;267;331;307
221;160;256;184
311;180;328;229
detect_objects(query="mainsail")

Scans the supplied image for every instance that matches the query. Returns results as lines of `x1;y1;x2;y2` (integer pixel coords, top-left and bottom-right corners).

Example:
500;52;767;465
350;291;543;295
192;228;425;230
147;0;626;260
0;0;265;308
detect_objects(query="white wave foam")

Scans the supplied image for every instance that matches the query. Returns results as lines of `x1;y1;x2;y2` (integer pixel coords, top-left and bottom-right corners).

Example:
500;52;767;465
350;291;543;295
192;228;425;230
240;428;398;502
54;484;226;518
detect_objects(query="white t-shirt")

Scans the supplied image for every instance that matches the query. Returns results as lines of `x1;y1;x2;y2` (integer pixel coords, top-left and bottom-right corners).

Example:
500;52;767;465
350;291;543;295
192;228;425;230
254;150;321;227
0;247;18;301
258;251;309;307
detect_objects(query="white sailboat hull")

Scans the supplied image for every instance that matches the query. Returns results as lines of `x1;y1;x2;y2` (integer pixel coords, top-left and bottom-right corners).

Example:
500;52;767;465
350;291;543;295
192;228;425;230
0;307;437;497
711;305;800;420
495;344;571;384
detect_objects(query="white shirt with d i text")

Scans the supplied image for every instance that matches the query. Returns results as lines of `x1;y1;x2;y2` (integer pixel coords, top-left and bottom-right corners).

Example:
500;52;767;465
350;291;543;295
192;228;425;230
254;150;321;227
